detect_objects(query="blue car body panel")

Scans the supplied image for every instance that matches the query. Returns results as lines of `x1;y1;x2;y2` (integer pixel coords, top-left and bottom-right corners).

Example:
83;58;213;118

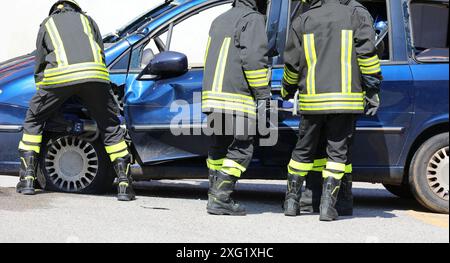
0;0;448;184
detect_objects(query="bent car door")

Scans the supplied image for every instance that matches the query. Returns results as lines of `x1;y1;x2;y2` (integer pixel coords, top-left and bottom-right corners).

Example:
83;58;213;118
123;1;233;165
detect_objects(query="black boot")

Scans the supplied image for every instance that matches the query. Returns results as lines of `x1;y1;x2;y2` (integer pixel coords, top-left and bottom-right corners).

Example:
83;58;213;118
300;172;323;213
336;174;353;216
208;169;217;189
113;155;136;201
16;151;38;195
284;174;306;216
207;171;246;216
320;176;341;221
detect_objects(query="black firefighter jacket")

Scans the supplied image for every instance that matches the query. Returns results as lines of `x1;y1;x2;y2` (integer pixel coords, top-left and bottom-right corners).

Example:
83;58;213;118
34;6;110;89
202;0;271;119
283;0;382;115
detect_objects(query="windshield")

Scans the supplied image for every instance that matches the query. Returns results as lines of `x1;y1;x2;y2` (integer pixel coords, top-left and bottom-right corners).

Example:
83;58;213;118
103;1;178;44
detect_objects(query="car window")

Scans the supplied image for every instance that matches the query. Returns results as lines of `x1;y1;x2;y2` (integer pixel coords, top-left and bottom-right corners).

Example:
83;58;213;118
168;3;233;68
410;1;449;62
129;3;232;71
276;0;391;65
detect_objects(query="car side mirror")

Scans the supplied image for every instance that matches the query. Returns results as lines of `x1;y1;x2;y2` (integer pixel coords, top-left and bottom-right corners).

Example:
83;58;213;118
138;51;188;80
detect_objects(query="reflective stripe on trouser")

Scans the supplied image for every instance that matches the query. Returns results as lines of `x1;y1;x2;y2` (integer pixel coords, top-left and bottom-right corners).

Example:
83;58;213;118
207;113;255;178
288;160;313;177
323;161;346;179
21;82;126;158
18;134;42;154
289;114;356;180
106;141;129;162
207;158;224;171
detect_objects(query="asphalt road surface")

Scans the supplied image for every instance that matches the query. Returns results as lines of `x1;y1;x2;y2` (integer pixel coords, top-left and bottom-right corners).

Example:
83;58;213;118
0;175;448;243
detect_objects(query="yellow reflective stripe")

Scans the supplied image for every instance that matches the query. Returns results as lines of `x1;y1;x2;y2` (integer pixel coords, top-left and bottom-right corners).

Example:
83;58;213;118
361;67;381;74
341;30;353;94
207;158;225;165
80;14;102;63
288;167;308;177
244;69;268;76
204;36;211;64
46;18;68;66
41;70;109;82
202;95;255;107
119;182;129;187
22;134;42;144
323;170;345;180
220;167;242;178
44;62;106;74
299;93;364;103
300;102;364;111
288;160;314;171
314;158;327;167
202;101;256;116
109;149;129;162
283;67;300;85
247;77;269;88
222;159;246;172
304;34;317;95
345;164;353;174
326;162;346;172
212;37;231;92
358;55;379;66
19;142;40;154
105;141;128;154
360;63;381;71
44;66;108;78
203;91;253;101
312;166;324;172
207;158;224;171
37;75;110;86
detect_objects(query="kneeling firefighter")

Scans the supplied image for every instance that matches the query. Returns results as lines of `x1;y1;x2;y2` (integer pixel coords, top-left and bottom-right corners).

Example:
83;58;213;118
281;0;382;221
299;0;379;216
16;0;135;201
202;0;271;216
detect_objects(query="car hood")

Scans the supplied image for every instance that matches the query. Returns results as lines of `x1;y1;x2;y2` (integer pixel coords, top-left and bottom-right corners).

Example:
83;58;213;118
0;54;35;85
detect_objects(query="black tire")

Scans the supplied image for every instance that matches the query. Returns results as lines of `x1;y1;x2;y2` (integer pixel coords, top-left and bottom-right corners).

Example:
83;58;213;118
383;183;413;199
409;133;449;214
40;135;113;194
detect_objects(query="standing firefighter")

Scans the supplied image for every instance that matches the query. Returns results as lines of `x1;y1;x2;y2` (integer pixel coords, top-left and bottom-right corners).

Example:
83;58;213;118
299;0;379;216
16;0;135;201
203;0;270;216
281;0;382;221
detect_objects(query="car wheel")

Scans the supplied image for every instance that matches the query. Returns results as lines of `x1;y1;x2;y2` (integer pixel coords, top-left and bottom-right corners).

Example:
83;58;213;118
41;135;113;194
409;133;449;214
383;183;413;198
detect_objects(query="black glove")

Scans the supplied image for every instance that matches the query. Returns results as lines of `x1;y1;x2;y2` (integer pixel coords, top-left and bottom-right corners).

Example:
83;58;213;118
365;90;380;116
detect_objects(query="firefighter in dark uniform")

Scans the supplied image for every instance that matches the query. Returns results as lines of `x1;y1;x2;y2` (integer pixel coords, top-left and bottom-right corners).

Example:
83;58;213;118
299;0;379;216
203;0;270;216
16;0;135;201
281;0;382;221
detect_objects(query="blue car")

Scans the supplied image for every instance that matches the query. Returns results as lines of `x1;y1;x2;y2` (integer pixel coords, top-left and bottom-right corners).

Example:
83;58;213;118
0;0;448;213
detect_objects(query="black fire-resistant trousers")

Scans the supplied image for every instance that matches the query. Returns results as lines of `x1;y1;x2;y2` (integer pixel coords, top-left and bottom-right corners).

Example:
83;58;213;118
206;113;256;178
19;82;128;161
